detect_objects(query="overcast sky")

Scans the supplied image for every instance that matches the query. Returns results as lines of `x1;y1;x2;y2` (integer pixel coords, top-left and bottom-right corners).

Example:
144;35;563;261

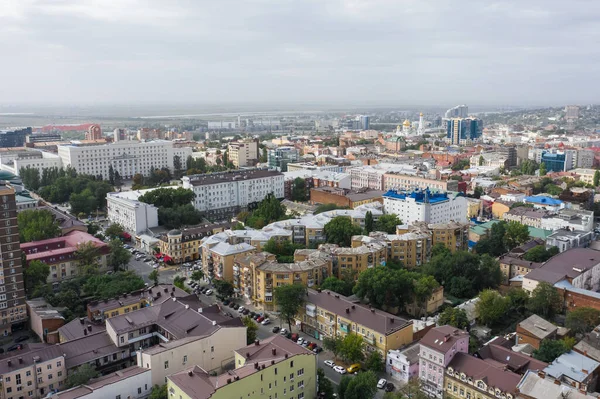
1;0;598;107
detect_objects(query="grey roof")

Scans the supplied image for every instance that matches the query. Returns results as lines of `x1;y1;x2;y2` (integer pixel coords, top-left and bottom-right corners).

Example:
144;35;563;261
448;352;521;395
477;343;547;374
516;370;596;399
498;255;543;270
306;289;411;336
420;325;469;353
51;367;150;399
544;351;600;383
35;205;86;230
87;284;188;316
186;169;282;186
523;268;567;285
517;314;557;339
58;317;106;342
574;326;600;363
536;248;600;279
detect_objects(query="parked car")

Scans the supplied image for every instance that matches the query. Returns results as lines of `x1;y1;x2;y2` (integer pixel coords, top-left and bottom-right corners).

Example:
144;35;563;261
347;364;361;374
324;360;335;368
333;366;346;374
249;311;256;317
290;333;299;342
280;328;288;336
385;383;395;392
257;316;265;323
272;326;280;333
237;306;245;313
223;299;230;305
205;289;213;295
242;309;250;315
307;343;316;350
228;302;236;308
253;314;261;320
301;341;309;347
14;335;29;343
377;379;387;389
261;318;271;325
233;304;240;310
6;344;22;352
312;346;322;354
296;338;304;345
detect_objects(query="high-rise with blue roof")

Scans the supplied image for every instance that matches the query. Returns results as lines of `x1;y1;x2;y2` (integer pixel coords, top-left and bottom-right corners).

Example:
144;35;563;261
382;188;468;225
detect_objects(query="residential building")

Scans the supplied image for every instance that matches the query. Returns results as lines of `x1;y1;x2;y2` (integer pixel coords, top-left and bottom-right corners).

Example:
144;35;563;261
227;139;258;167
383;189;468;225
57;140;192;180
268;146;299;172
544;351;600;392
497;146;518;168
0;148;63;177
522;195;564;211
405;286;444;317
502;207;547;228
350;163;420;190
157;223;232;264
200;235;256;282
49;366;151;399
541;209;594;232
573;168;597;185
546;229;593;253
183;169;284;219
498;255;543;286
309;187;384;208
167;335;317;399
0;185;28;335
0;127;31;148
517;370;596;399
317;242;387;278
85;124;103;141
106;190;161;234
418;325;469;398
444;352;521;399
26;298;65;344
353;231;430;268
387;344;420;384
445;105;469;119
446;118;483;145
383;173;458;192
26;132;62;144
397;221;470;253
516;314;558;349
14;194;38;211
21;231;109;284
470;153;509;169
566;105;580;120
298;289;413;355
577;149;595;168
476;342;547;374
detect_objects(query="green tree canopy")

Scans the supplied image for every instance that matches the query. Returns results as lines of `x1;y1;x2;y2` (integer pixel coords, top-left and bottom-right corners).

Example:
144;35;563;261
374;214;402;234
149;384;168;399
528;282;563;318
291;177;307;202
533;339;570;363
438;307;469;330
24;260;50;296
523;245;559;262
190;270;204;282
503;221;530;251
320;274;355;297
242;316;258;344
274;284;306;331
565;307;600;335
138;187;195;208
353;266;415;311
317;368;335;399
364;211;374;233
83;271;145;300
364;350;384;372
17;209;61;243
340;371;377;399
323;335;344;360
108;239;131;271
75;242;102;275
314;203;350;214
158;204;203;229
262;238;305;263
594;170;600;187
104;223;124;238
213;280;235;299
65;364;99;388
149;269;160;286
339;333;365;364
324;217;363;247
476;290;510;326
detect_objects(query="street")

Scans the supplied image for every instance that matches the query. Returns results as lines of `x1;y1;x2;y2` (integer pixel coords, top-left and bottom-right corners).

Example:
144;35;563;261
126;256;180;285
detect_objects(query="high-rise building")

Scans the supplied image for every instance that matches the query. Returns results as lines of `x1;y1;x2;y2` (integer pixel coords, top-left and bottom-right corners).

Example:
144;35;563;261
359;115;370;130
0;127;31;148
541;150;573;172
85;124;102;141
497;146;517;168
446;118;483;145
444;105;469;119
565;105;580;120
0;185;27;335
267;146;299;172
113;128;127;142
227;139;259;167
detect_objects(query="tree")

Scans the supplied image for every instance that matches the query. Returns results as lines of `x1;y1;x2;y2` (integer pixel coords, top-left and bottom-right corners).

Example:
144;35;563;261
472;186;484;199
473;221;507;257
506;287;530;315
353;267;415;310
108;165;115;185
503;221;530;251
412;275;440;315
539;162;547;176
479;155;484;166
158;204;203;229
83;272;145;300
364;351;384;372
374;214;402;234
138;187;195;208
594;170;600;187
476;290;510;326
340;371;377;399
242;316;258;344
24;260;50;296
173;276;188;292
17;209;61;243
132;173;144;188
314;203;350;214
339;333;365;364
65;364;99;388
523;245;559;262
173;155;182;178
75;242;101;274
317;368;335;399
274;284;306;331
323;335;344;360
438;307;469;330
262;239;306;263
320;275;355;297
565;307;600;335
149;384;168;399
528;282;563;318
105;223;125;238
533;339;570;363
338;375;352;399
364;211;374;233
108;239;131;271
149;269;160;286
190;270;204;282
386;378;430;399
324;217;363;247
291;177;307;202
545;184;563;196
213;280;235;299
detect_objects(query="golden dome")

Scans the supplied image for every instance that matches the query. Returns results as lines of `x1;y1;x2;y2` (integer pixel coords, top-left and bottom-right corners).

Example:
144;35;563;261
403;119;411;126
419;112;423;117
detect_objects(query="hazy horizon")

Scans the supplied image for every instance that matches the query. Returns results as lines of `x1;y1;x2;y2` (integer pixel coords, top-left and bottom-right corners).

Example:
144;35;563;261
1;0;599;106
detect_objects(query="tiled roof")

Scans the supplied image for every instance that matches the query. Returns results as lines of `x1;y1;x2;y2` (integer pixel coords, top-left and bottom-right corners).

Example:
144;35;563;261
448;352;521;395
517;314;557;339
420;325;469;353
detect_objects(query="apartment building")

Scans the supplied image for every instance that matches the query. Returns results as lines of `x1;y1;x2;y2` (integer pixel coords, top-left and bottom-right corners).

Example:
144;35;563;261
168;335;316;399
0;149;62;177
57;140;192;179
444;353;521;399
316;243;387;278
387;344;420;385
383;189;468;225
21;231;109;284
298;289;413;355
573;168;597;185
383;173;458;192
0;185;29;335
157;223;232;264
199;235;256;282
309;187;384;208
182;169;284;219
418;325;469;398
352;232;430;268
106;189;161;234
227;139;258;167
545;229;593;253
397;221;469;253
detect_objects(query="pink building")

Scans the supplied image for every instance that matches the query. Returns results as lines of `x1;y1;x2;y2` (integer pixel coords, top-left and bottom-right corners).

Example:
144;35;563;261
418;325;469;398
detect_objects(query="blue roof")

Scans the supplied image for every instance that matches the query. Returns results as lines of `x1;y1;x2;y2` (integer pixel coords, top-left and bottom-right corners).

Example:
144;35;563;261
383;188;459;204
524;195;563;206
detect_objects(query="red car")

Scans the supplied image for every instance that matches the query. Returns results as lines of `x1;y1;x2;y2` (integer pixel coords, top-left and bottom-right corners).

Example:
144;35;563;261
257;316;265;323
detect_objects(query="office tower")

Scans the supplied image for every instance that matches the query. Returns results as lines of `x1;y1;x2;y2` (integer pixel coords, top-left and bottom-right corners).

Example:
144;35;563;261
444;105;469;119
446;118;483;145
85;124;103;140
498;146;517;168
113;128;127;142
267;146;299;172
565;105;579;120
0;127;31;148
359;115;370;130
227;139;259;167
0;185;27;335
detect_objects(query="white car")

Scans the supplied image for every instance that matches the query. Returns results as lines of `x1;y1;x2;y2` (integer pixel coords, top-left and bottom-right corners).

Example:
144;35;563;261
280;328;288;336
377;379;387;389
237;306;245;313
324;360;335;368
333;366;347;374
261;318;271;325
205;289;213;295
296;338;304;345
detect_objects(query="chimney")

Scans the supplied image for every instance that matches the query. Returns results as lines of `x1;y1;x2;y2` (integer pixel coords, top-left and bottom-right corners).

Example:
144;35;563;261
87;325;92;332
272;348;276;356
79;318;85;325
188;370;193;376
271;360;275;365
538;371;546;379
164;288;168;293
327;291;330;295
582;369;589;375
246;352;251;358
212;321;216;326
254;362;259;369
553;379;561;385
198;308;203;313
255;339;260;346
84;329;88;336
390;318;394;324
345;308;349;314
7;360;11;367
261;364;265;369
172;287;175;292
351;305;355;310
18;358;22;364
227;378;232;384
185;304;189;310
335;295;339;299
284;353;288;359
371;308;375;313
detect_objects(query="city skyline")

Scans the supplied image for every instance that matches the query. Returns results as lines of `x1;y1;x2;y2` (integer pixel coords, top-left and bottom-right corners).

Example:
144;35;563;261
1;0;599;106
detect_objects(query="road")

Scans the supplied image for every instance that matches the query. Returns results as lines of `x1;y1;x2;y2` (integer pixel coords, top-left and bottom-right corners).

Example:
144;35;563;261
126;256;180;285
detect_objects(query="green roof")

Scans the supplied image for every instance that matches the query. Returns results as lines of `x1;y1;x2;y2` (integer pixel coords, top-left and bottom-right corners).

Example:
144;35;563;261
470;226;488;236
0;170;16;180
527;227;553;239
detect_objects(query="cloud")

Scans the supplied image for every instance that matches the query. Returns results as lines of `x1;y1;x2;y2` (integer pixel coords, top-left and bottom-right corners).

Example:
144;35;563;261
0;0;599;106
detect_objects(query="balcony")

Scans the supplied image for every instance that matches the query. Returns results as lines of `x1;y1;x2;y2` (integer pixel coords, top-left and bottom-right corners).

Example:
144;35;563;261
339;323;349;333
307;279;315;288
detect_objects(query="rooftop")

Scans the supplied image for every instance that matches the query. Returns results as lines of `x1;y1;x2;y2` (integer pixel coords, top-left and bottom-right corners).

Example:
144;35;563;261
544;351;600;383
87;284;188;316
447;352;521;395
517;314;557;340
50;367;150;399
383;188;457;204
516;370;596;399
523;195;563;206
420;325;469;353
530;248;600;280
477;343;547;374
184;169;282;186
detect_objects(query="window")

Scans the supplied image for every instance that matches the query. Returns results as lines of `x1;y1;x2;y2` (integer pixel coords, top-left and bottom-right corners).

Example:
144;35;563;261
58;371;62;377
275;368;278;375
5;377;10;382
297;368;304;376
164;361;169;369
183;355;188;364
297;380;304;388
138;388;142;394
211;346;214;353
57;361;62;367
290;361;294;367
116;395;121;399
298;393;304;399
26;371;31;377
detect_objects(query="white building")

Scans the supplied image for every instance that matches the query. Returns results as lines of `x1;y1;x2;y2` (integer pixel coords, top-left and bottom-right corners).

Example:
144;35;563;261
106;188;178;234
0;149;62;176
383;189;468;225
57;140;192;180
182;169;284;219
541;209;594;232
228;139;258;167
387;344;420;385
50;367;151;399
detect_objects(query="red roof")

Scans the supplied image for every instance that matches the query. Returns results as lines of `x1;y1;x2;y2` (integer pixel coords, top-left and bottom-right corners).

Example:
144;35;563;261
22;231;109;263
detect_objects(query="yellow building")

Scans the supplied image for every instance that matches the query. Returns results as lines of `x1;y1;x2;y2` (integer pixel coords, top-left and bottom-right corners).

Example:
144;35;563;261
444;352;521;399
491;200;511;220
353;231;431;268
307;242;387;279
397;221;469;253
168;335;317;399
404;285;445;317
298;289;413;355
233;251;332;311
158;224;231;264
200;236;256;282
467;198;482;219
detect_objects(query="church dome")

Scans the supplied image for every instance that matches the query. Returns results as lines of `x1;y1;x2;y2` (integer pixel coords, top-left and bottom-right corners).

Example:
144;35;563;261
167;229;182;237
403;119;411;127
